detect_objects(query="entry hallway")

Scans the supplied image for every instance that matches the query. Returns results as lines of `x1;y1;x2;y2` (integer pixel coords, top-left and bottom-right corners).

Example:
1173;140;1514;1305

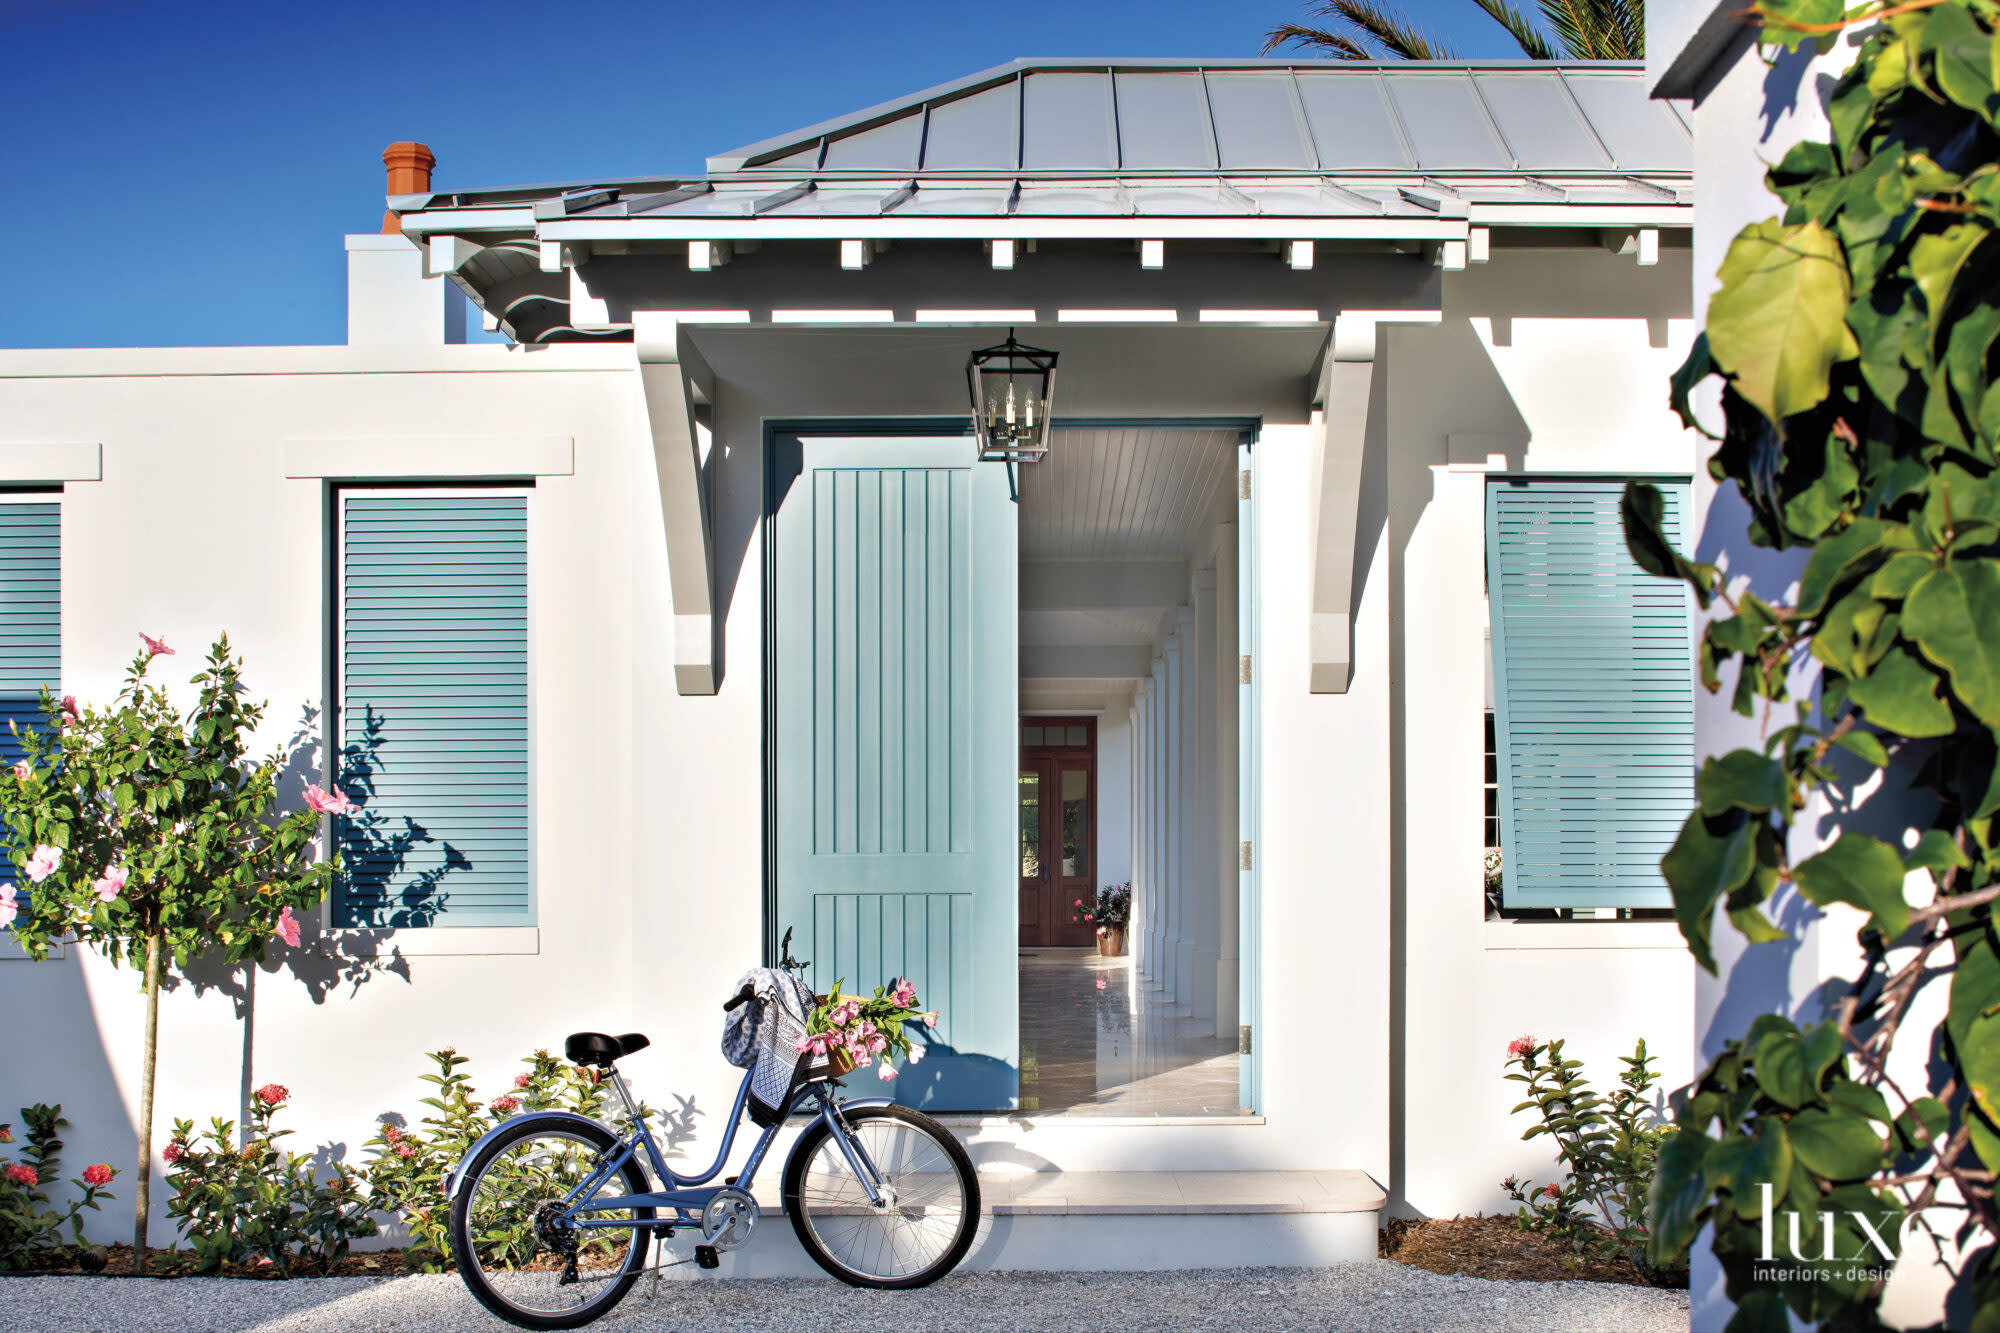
0;1266;1692;1332
1017;947;1241;1116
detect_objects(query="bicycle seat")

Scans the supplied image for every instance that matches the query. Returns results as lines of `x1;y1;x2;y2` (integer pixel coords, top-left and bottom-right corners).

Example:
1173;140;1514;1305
565;1031;650;1068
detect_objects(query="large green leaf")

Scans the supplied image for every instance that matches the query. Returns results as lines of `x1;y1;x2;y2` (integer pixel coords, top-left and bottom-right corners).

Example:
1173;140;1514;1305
1912;223;1990;347
1791;832;1913;938
1662;811;1759;973
1798;517;1893;616
1708;219;1859;426
1785;1107;1887;1180
1726;1121;1796;1219
1905;561;2000;725
1847;645;1957;737
1699;751;1790;816
1923;1;2000;119
1648;1127;1713;1260
1755;1029;1817;1109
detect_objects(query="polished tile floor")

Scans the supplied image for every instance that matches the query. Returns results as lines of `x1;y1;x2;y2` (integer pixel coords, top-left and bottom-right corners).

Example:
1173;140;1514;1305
1017;947;1245;1116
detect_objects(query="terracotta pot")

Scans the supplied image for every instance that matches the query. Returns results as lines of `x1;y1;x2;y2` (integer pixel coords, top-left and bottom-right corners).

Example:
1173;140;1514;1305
1098;926;1127;957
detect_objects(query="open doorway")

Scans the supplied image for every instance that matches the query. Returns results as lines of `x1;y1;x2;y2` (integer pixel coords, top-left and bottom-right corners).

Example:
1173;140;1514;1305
1015;424;1249;1116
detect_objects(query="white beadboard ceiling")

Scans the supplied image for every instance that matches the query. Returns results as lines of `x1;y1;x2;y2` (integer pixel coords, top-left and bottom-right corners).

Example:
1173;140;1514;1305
1017;427;1237;562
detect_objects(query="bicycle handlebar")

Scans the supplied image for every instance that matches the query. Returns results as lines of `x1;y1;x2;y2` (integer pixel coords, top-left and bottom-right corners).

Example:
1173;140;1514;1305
723;984;756;1013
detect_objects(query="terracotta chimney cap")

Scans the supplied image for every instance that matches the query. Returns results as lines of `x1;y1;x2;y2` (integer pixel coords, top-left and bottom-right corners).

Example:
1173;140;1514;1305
381;142;437;235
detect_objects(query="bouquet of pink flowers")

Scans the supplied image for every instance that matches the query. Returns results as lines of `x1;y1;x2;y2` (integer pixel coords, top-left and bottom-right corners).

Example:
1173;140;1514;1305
795;977;938;1082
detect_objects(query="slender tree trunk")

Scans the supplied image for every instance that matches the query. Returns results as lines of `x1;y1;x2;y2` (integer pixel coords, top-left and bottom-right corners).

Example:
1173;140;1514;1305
133;931;161;1269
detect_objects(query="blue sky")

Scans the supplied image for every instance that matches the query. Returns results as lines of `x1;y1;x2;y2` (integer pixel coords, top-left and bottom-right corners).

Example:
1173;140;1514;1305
4;1;1535;348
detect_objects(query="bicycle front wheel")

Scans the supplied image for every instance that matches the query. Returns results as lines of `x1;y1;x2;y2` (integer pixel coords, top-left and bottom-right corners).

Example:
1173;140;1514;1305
449;1116;652;1330
782;1103;979;1288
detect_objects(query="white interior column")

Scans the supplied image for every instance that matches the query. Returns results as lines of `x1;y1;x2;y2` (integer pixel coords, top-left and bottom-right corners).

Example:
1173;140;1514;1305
1187;567;1221;1031
1133;686;1151;981
1128;696;1143;976
1214;525;1241;1036
1161;634;1183;1002
1147;653;1168;989
1171;606;1198;1015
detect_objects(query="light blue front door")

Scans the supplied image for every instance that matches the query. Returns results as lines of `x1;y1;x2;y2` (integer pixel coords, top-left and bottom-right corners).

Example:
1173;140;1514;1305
770;433;1019;1111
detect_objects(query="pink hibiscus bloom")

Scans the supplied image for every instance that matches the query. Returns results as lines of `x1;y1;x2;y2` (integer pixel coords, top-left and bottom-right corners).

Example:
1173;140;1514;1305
23;845;60;884
5;1163;37;1187
81;1163;113;1187
490;1096;521;1116
303;784;357;815
10;763;27;782
58;695;78;723
93;865;127;904
274;906;301;948
0;895;17;930
140;633;175;658
1507;1036;1535;1059
255;1083;289;1108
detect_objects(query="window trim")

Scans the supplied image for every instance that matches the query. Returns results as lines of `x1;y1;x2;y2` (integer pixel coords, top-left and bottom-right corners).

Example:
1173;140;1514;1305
326;483;537;931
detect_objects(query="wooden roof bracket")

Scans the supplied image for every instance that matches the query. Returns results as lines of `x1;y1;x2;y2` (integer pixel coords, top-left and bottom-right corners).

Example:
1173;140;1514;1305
633;312;720;695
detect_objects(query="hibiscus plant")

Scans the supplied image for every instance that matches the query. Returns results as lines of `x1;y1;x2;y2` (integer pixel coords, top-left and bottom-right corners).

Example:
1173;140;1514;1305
0;634;342;1265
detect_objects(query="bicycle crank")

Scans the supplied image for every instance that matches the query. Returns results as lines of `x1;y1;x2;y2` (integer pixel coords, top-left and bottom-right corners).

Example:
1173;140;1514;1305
700;1186;759;1251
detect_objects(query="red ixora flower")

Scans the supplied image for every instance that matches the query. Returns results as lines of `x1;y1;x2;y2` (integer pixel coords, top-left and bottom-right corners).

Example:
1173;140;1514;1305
1542;1183;1560;1200
81;1163;113;1187
513;1073;532;1089
490;1095;521;1116
0;1126;12;1143
395;1142;415;1159
1507;1036;1535;1059
161;1142;187;1164
382;1125;402;1143
255;1083;289;1108
4;1163;37;1187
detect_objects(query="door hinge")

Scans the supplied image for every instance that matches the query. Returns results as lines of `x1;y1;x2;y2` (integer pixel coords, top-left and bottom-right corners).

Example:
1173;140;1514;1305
1240;840;1253;871
1239;653;1253;684
1239;1024;1253;1055
1238;468;1252;500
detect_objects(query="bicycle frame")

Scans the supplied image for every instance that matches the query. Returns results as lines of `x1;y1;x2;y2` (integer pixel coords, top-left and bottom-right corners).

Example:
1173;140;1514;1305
451;1064;897;1233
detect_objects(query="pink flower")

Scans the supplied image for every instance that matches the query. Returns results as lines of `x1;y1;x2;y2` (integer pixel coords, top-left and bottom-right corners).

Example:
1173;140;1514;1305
513;1073;532;1088
58;695;78;723
922;1012;938;1027
5;1163;37;1187
274;906;301;948
303;784;357;815
1095;979;1106;990
10;763;27;782
1507;1036;1535;1059
255;1083;289;1108
81;1163;113;1187
0;1126;11;1143
877;1059;897;1081
891;978;917;1008
1542;1183;1560;1200
161;1141;185;1164
490;1096;521;1116
23;845;60;884
906;1044;924;1065
0;895;16;930
382;1125;402;1143
396;1142;415;1159
140;633;174;658
93;865;127;904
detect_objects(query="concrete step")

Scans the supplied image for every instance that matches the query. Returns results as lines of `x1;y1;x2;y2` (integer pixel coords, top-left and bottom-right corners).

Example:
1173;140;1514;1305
677;1170;1384;1278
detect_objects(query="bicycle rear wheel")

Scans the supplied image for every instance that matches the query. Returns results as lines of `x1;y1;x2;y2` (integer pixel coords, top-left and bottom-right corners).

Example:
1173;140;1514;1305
449;1116;652;1330
782;1103;979;1288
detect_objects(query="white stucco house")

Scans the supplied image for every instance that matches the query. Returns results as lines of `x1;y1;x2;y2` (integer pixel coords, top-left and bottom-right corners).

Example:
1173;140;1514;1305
1;57;1701;1270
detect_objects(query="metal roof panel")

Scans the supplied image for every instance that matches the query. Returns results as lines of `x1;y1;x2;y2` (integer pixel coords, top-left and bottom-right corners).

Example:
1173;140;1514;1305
821;114;923;171
1561;72;1691;171
1205;73;1315;170
1113;72;1215;170
1380;72;1512;170
923;79;1020;170
1472;72;1610;170
1293;75;1414;170
1023;71;1117;170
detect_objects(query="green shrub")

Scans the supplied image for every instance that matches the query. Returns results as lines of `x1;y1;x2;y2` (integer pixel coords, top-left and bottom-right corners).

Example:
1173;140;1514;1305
0;1105;116;1269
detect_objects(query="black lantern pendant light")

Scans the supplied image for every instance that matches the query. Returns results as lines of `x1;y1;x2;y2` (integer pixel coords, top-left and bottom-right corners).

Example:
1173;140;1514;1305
967;329;1058;463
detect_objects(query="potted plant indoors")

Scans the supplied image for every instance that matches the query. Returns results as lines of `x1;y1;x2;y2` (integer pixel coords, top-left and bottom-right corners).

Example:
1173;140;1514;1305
1075;883;1132;957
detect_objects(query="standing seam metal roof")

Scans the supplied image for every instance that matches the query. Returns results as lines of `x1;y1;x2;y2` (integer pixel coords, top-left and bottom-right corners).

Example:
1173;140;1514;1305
707;58;1690;178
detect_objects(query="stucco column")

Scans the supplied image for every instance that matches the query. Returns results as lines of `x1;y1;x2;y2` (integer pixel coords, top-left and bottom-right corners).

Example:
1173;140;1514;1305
1148;651;1168;990
1132;685;1151;981
1187;572;1221;1029
1172;606;1199;1015
1162;635;1184;1001
1214;527;1241;1035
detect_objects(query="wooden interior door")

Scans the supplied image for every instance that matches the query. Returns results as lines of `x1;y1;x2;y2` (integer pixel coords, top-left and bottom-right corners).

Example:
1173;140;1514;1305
1018;718;1097;948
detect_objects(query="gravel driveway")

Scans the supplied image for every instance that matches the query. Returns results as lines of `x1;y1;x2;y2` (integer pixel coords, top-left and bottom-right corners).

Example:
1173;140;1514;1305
1;1264;1688;1332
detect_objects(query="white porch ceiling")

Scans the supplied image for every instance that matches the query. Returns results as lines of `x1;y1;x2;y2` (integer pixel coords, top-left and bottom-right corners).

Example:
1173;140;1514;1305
1018;426;1237;561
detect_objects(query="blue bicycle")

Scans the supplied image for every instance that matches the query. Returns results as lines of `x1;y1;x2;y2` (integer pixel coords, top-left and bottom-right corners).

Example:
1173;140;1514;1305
445;971;979;1329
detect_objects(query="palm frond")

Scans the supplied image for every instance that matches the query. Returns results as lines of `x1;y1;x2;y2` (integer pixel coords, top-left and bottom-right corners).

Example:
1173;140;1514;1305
1262;22;1374;59
1325;0;1459;59
1539;0;1642;58
1469;0;1558;59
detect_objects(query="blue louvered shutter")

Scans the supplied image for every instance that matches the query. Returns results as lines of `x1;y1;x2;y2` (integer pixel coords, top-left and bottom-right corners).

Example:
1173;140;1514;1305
1487;479;1693;910
334;492;531;928
0;502;58;920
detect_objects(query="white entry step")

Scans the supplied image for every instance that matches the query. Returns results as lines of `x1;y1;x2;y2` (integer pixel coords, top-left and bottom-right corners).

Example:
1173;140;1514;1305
686;1170;1384;1278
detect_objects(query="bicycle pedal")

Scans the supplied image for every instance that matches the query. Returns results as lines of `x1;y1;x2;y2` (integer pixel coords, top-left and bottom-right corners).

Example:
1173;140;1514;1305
695;1245;720;1270
725;1175;738;1185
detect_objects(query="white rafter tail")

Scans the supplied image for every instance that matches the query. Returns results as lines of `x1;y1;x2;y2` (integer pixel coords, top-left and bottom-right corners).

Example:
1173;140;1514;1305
1468;228;1491;264
428;235;482;277
1440;239;1467;272
1637;227;1660;267
688;240;732;272
538;240;565;273
1139;239;1165;269
989;238;1016;270
1285;240;1314;270
839;239;872;270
